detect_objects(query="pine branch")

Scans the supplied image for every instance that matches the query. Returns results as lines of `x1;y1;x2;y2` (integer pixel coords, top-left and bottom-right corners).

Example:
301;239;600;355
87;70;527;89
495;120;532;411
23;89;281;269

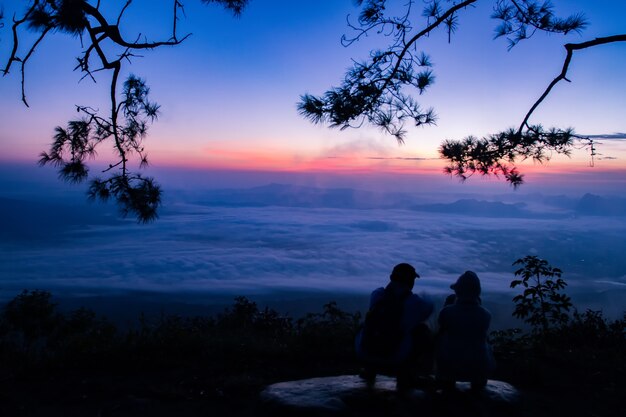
519;34;626;134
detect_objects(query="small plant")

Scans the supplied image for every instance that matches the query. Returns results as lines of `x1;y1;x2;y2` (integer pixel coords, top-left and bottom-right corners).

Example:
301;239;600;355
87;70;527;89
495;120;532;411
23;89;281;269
511;256;572;336
296;301;361;355
560;309;626;348
489;328;529;354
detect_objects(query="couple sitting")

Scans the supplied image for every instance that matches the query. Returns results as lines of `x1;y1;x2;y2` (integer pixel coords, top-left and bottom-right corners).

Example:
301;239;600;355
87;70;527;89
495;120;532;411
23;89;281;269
355;263;495;392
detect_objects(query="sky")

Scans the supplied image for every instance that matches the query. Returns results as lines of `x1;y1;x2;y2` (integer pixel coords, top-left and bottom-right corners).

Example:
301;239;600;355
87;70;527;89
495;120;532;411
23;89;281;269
0;1;625;318
0;0;625;187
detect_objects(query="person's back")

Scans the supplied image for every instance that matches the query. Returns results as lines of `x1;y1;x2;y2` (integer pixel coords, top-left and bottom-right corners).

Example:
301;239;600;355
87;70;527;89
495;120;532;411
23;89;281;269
436;271;495;390
355;263;434;389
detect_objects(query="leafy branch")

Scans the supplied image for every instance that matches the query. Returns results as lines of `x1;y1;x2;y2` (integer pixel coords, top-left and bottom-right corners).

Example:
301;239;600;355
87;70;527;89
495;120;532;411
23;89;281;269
511;255;572;336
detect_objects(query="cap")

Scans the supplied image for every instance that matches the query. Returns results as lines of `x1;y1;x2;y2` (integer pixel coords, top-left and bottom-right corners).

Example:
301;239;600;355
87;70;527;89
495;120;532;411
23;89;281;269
390;263;420;283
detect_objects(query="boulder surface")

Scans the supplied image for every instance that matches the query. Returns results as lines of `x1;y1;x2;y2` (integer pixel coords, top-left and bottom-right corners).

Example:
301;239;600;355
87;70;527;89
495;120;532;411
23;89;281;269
260;375;520;416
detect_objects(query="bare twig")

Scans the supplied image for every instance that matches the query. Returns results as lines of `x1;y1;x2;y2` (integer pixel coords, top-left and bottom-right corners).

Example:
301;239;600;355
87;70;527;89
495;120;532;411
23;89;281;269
116;0;132;27
19;26;52;106
3;3;37;76
518;34;626;133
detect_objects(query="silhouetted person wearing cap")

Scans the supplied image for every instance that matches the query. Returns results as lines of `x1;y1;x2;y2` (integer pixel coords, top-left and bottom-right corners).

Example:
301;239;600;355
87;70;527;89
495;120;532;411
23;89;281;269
436;271;495;392
355;263;434;391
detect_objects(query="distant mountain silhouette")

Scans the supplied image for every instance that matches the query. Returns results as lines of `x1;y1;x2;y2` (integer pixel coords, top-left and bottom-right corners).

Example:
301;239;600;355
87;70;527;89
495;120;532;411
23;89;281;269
193;185;625;218
410;199;534;218
0;197;120;242
194;184;415;209
540;195;579;211
575;193;626;216
194;184;554;217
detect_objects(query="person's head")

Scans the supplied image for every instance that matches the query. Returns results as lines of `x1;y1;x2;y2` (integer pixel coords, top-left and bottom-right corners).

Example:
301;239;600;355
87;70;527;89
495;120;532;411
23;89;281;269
390;263;420;288
450;270;481;299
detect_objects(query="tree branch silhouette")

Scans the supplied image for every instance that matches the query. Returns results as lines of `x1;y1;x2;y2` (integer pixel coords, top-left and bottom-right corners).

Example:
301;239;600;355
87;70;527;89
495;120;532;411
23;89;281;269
300;0;624;187
519;35;626;134
299;0;478;143
3;0;249;222
442;33;626;188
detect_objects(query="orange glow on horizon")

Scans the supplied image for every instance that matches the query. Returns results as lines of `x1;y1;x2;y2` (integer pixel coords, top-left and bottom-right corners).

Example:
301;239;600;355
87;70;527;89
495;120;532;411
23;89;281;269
148;145;625;182
151;146;445;175
4;145;622;185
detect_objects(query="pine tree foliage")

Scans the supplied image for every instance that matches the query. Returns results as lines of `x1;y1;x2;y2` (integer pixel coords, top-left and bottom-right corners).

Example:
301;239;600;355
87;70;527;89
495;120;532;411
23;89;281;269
299;0;449;143
299;0;625;187
492;0;587;50
3;0;249;222
439;125;575;187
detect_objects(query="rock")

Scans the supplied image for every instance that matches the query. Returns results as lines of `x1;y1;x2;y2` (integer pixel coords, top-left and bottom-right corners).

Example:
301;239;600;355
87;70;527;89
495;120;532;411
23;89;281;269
261;375;394;412
260;375;520;416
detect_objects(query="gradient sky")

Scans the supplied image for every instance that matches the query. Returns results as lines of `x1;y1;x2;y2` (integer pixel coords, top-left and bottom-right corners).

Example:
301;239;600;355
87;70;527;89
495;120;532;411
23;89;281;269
1;1;625;317
1;0;625;187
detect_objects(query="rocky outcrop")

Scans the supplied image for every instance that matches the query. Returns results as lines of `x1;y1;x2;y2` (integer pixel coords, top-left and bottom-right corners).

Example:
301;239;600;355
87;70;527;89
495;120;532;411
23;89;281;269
260;375;520;416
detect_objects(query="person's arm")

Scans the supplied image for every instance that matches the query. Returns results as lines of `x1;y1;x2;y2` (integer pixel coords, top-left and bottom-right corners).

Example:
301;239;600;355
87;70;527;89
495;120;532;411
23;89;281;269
444;294;456;306
369;287;384;309
438;307;449;332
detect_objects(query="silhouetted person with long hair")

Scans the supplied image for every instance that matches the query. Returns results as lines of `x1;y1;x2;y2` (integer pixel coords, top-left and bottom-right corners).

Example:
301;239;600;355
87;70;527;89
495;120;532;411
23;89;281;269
355;263;434;391
436;271;495;392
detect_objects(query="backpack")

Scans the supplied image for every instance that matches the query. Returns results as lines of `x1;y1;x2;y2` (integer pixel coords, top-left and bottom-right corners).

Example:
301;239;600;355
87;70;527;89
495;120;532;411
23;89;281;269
360;286;410;357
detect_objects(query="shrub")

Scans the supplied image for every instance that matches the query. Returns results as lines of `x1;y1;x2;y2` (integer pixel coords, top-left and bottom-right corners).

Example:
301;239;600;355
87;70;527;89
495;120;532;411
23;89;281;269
511;256;572;336
2;289;61;352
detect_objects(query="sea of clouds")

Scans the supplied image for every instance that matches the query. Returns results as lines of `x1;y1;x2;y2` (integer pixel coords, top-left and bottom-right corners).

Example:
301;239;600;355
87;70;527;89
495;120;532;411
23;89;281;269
1;182;625;322
0;158;626;316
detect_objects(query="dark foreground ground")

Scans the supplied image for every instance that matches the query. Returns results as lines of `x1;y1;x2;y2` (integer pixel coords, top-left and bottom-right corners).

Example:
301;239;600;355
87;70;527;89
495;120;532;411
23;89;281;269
0;292;624;417
2;347;624;417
